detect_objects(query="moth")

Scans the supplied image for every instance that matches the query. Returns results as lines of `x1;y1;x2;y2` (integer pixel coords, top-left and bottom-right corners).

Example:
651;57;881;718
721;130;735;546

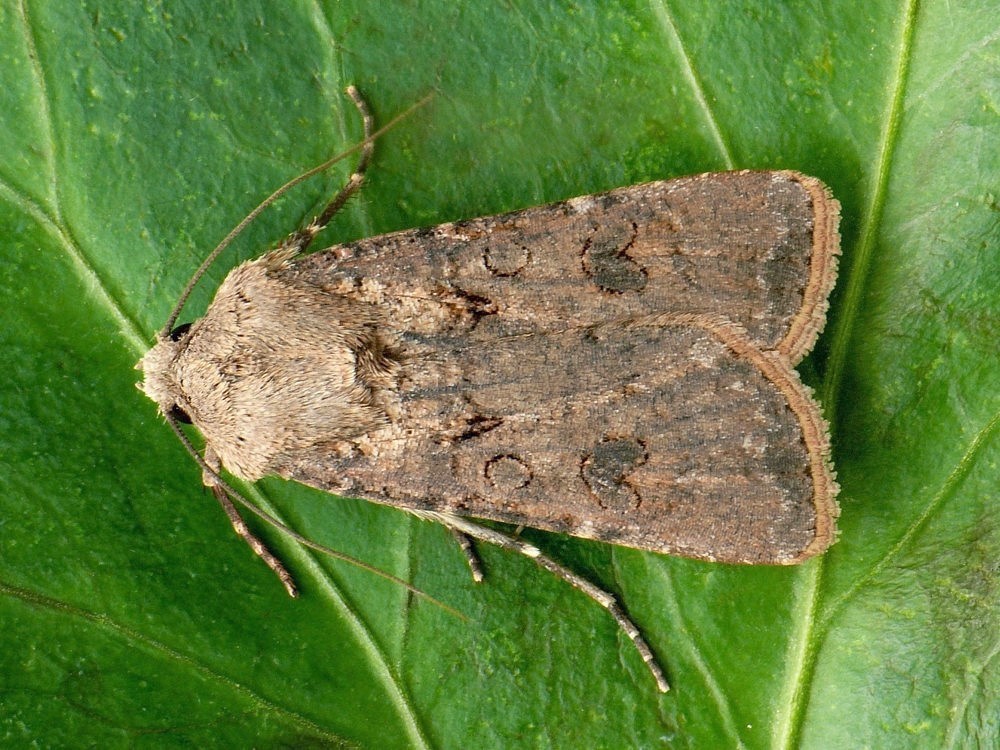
137;88;840;693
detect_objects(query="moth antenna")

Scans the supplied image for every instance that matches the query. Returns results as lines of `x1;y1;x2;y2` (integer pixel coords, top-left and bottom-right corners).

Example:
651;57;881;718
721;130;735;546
161;87;434;335
163;416;466;620
209;481;299;598
415;510;670;693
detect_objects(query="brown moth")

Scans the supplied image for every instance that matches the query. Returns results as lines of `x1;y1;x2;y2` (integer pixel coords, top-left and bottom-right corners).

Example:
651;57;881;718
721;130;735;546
137;88;840;693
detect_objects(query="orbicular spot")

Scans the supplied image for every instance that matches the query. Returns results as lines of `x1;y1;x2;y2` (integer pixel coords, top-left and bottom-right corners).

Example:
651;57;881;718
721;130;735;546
484;243;530;277
581;437;647;509
582;222;646;293
485;454;531;490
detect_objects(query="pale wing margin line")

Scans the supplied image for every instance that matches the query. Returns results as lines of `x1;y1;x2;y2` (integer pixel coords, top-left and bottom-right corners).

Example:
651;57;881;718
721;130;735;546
0;580;345;744
647;0;736;169
633;311;840;556
625;312;836;741
777;172;842;366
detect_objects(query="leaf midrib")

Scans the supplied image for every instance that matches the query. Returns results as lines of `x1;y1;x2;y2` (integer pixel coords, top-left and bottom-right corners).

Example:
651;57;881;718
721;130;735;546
781;1;923;748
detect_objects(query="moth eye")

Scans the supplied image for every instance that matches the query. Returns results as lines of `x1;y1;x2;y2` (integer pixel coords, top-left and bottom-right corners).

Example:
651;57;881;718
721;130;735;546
169;323;192;341
169;404;192;424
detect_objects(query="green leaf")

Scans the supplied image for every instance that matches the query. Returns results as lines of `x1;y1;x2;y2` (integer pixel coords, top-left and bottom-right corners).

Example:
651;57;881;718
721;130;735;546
2;1;996;747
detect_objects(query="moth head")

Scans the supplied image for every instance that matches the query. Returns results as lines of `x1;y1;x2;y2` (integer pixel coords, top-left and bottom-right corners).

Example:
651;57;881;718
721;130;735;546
135;323;193;424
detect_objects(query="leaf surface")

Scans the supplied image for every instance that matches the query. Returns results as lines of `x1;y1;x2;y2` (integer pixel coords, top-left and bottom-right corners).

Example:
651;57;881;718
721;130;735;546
1;1;996;747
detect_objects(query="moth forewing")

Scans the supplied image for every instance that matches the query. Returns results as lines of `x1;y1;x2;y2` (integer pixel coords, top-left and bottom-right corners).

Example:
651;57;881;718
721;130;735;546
279;170;840;563
284;313;834;564
137;90;840;696
292;171;839;361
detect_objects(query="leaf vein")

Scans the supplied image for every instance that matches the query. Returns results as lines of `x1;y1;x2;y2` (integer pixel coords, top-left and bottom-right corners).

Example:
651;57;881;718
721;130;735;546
647;0;735;169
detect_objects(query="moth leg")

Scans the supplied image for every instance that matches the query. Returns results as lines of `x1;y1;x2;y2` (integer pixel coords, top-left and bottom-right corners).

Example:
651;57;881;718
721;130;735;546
449;529;485;583
283;85;374;255
202;448;299;598
415;510;669;693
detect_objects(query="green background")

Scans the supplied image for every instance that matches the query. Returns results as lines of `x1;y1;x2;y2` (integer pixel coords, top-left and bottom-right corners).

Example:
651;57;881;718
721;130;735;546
1;1;997;747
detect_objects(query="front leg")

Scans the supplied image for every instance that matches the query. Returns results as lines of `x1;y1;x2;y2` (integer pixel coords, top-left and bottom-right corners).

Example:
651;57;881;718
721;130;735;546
279;85;375;257
202;447;298;597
